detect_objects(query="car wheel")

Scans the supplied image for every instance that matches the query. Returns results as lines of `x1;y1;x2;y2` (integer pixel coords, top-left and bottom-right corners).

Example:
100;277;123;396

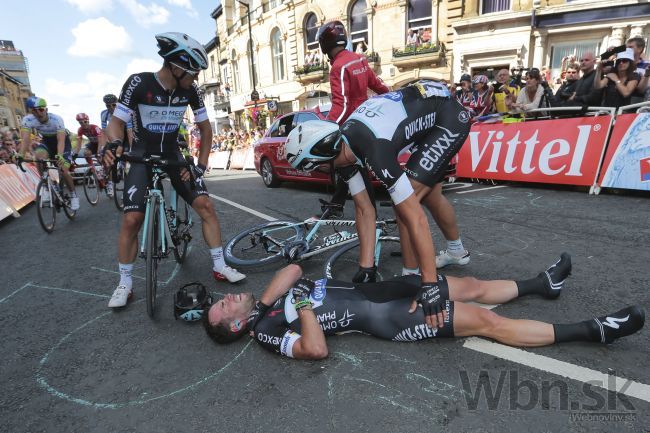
261;158;280;188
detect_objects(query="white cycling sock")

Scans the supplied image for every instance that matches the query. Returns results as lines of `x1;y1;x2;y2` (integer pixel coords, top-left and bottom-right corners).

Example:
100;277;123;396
118;262;134;290
446;238;465;257
210;247;225;272
402;267;420;276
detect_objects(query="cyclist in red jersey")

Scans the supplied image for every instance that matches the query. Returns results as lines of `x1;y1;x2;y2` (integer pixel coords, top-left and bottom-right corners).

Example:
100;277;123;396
76;113;112;196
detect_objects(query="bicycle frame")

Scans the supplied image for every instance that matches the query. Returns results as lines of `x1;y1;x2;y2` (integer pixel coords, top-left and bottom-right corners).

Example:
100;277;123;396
139;168;181;259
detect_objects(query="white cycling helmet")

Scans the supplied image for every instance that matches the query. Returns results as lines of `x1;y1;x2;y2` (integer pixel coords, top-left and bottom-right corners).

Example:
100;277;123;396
155;32;209;70
285;120;342;171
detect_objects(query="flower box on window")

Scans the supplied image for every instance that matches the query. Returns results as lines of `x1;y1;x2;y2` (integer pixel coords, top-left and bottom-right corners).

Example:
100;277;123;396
391;43;445;71
294;62;329;85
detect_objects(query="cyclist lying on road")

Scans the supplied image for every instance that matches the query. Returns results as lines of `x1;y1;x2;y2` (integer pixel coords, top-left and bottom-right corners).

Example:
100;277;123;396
203;253;645;359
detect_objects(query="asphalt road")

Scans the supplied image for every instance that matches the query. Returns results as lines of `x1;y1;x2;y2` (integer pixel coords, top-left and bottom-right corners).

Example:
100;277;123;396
1;171;649;433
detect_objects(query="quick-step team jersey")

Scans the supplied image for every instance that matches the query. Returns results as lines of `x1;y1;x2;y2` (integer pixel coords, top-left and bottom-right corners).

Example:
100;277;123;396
113;72;208;153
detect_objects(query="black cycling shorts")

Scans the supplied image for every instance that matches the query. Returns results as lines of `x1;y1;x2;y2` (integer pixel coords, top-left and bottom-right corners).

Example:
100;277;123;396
35;135;72;161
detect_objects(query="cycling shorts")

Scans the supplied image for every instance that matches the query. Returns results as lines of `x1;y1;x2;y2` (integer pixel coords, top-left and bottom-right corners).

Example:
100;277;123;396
35;135;73;161
121;148;208;213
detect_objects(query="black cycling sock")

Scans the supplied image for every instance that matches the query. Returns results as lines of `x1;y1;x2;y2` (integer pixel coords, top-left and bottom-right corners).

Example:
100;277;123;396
516;275;546;297
553;322;599;343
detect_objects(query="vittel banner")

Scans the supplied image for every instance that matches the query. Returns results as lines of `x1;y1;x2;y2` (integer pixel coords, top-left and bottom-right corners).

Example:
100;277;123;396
597;113;650;192
456;117;611;186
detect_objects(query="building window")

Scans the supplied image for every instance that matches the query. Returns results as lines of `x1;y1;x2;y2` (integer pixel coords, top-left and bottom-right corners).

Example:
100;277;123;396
481;0;511;14
349;0;368;52
210;55;215;79
305;13;319;52
407;0;432;46
231;49;240;93
271;28;285;82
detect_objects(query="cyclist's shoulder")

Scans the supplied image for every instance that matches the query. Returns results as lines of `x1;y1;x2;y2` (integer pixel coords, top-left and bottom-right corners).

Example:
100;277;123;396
21;114;37;127
47;112;66;124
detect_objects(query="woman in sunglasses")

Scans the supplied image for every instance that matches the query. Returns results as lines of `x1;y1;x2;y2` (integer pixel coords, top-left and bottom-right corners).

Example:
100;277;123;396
594;48;640;108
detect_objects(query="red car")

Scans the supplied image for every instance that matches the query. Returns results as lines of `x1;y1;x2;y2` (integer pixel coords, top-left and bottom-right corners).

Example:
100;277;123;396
253;108;456;188
253;108;333;188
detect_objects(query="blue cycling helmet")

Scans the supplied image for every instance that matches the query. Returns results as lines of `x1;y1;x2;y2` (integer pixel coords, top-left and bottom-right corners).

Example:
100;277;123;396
26;96;47;110
285;120;342;172
155;32;209;70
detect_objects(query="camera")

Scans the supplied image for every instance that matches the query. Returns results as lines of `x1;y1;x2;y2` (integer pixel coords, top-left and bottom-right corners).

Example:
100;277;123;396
509;67;529;87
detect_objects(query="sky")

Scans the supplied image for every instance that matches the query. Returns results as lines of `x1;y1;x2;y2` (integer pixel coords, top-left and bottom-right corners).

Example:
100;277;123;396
4;0;220;129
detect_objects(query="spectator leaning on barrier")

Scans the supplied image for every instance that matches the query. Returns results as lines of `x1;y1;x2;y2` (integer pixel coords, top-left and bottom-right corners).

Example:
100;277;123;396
455;74;473;115
552;63;580;107
492;69;519;114
566;52;602;107
626;37;650;102
469;75;493;120
512;68;548;117
594;48;640;109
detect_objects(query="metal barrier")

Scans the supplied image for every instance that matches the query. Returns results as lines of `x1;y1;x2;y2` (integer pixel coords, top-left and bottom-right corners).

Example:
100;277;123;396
617;100;650;115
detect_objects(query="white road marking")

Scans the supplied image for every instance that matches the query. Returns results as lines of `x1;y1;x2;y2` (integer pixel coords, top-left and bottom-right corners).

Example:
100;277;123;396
208;193;276;221
455;185;508;194
463;337;650;403
205;172;259;181
442;182;473;191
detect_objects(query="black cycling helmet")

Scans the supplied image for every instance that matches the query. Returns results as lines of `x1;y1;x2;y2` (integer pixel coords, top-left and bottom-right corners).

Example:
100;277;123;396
317;20;348;55
174;282;212;322
103;94;118;104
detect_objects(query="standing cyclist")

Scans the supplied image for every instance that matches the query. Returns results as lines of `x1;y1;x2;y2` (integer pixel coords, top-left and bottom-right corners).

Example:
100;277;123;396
286;81;470;328
19;97;80;210
103;32;245;308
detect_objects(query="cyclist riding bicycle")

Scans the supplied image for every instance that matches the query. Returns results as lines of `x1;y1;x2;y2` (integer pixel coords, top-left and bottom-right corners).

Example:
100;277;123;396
76;113;111;196
203;256;645;359
101;94;134;147
286;80;471;328
103;32;246;309
19;97;80;210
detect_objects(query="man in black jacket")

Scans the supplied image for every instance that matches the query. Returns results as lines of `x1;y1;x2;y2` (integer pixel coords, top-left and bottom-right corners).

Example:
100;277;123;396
566;51;603;107
553;64;580;107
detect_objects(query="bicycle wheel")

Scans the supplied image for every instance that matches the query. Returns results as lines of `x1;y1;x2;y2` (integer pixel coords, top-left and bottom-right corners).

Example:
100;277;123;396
145;195;160;318
61;181;77;220
36;179;56;233
225;221;305;268
324;236;402;281
113;163;125;211
172;194;191;263
83;169;100;205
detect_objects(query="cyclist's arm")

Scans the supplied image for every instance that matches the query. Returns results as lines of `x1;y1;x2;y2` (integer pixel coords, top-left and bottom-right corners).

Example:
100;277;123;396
126;127;134;146
195;120;212;167
106;116;126;143
74;132;83;154
291;308;328;360
98;127;107;152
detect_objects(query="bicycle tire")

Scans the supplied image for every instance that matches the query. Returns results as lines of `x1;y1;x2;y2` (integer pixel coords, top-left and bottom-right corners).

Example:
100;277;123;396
324;236;402;281
172;194;191;263
83;169;100;205
224;221;305;268
113;164;125;211
145;195;160;318
36;179;56;233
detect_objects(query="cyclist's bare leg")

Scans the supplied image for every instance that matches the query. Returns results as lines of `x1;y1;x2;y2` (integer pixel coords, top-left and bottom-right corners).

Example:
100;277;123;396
446;275;518;304
350;190;376;268
395;215;418;269
453;301;554;346
118;212;144;263
191;195;222;248
61;167;76;193
422;183;460;241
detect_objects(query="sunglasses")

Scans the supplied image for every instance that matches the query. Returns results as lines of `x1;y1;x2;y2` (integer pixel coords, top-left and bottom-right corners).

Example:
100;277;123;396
33;108;46;113
79;120;89;124
566;71;578;74
170;61;200;77
106;103;116;108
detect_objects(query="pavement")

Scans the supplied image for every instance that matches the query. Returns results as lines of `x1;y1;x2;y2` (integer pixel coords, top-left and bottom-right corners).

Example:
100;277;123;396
1;169;648;433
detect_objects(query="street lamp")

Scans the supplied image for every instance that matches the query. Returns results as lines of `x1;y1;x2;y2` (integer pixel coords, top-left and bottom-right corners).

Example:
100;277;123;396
236;0;258;103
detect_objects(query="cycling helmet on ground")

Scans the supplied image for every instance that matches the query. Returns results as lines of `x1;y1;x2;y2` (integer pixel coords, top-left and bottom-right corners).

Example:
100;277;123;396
76;113;89;122
103;94;118;104
27;97;47;110
174;282;212;322
317;21;348;54
285;120;342;171
155;32;209;70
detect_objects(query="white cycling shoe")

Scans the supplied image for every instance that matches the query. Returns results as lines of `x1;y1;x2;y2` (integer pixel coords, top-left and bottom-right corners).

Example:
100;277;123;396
70;196;80;211
108;285;133;308
106;182;114;198
213;265;246;283
435;249;471;268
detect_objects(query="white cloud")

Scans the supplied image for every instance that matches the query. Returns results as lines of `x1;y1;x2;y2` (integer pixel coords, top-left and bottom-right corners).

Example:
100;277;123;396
167;0;198;18
118;0;170;27
124;58;161;78
68;18;132;57
66;0;113;14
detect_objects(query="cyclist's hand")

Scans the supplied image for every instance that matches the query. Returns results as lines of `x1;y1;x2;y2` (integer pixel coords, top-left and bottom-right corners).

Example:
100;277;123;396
291;278;314;302
352;266;376;283
103;140;122;166
409;282;447;329
55;154;67;169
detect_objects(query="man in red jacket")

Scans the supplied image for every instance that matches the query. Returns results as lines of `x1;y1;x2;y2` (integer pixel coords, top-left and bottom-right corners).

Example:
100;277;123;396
317;21;390;282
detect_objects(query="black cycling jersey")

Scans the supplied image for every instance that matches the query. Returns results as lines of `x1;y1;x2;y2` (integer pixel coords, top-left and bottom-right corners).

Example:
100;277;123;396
113;72;208;153
340;81;471;201
252;275;455;358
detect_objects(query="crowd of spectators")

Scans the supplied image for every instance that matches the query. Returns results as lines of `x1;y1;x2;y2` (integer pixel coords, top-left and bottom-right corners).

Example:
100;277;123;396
0;127;21;163
451;36;650;122
209;126;266;153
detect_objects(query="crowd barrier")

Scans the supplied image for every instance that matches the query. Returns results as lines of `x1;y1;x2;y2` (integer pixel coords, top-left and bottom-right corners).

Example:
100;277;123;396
456;104;650;194
0;163;39;221
207;146;256;171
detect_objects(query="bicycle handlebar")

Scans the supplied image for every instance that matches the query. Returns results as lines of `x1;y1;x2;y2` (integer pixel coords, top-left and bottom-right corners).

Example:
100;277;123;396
116;152;197;190
15;157;59;173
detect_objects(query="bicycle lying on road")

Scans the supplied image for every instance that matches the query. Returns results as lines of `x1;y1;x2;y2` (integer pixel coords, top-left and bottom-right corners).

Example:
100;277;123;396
114;153;194;318
224;203;403;281
17;158;77;233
